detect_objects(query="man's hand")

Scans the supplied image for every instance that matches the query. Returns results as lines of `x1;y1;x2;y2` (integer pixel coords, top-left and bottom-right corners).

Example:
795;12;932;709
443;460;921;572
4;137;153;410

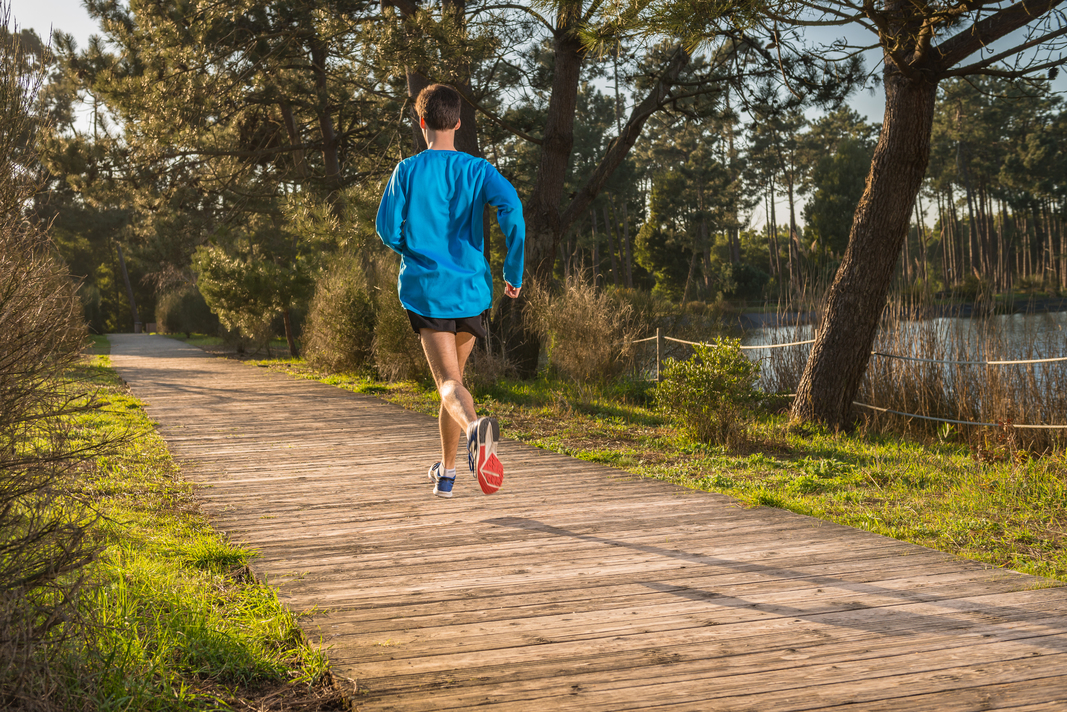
504;282;521;298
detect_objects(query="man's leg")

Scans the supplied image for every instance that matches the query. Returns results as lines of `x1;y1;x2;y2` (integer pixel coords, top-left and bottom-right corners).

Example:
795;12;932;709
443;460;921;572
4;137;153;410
420;329;477;470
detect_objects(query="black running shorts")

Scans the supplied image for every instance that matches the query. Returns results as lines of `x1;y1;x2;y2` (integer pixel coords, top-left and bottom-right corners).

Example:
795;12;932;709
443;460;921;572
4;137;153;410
406;309;488;339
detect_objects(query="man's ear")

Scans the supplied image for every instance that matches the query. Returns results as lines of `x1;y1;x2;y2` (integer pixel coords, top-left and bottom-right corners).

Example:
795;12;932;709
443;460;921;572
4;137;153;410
419;116;427;129
454;119;461;131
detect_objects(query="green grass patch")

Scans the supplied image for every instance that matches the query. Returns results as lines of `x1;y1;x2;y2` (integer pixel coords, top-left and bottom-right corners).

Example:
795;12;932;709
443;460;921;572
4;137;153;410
57;350;339;710
246;355;1067;584
85;334;111;355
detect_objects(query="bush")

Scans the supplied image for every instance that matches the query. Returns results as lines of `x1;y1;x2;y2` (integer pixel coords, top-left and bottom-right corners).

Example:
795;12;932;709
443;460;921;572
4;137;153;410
303;255;376;373
654;338;761;446
1;19;99;707
156;284;220;337
371;258;429;382
524;275;641;382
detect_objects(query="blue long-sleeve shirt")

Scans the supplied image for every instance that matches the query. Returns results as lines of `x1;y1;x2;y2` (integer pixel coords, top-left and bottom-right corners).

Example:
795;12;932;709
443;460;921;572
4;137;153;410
375;150;525;319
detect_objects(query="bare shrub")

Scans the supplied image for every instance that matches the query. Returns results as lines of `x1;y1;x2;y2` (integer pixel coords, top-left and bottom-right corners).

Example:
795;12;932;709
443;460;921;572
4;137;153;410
465;344;513;394
0;11;99;707
524;275;641;382
303;254;376;373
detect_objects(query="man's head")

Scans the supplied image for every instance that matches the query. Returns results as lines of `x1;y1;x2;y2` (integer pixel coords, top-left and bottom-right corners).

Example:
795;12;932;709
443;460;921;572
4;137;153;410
415;84;462;131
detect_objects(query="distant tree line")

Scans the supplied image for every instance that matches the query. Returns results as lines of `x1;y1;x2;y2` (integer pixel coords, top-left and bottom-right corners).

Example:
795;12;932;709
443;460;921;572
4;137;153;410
8;0;1067;425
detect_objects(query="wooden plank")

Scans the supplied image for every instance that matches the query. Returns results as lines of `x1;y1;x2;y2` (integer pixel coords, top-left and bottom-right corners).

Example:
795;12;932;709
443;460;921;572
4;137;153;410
108;334;1067;712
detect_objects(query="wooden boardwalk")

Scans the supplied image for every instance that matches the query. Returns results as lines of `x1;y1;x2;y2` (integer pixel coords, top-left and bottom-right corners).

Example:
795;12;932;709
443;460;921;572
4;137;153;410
108;334;1067;711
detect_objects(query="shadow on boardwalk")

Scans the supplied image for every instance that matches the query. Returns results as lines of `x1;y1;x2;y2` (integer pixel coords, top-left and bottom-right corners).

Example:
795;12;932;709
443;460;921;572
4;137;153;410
109;334;1067;712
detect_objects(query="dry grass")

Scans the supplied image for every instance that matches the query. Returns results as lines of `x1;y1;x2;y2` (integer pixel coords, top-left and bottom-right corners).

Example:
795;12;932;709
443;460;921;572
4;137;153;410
523;275;642;382
757;293;1067;453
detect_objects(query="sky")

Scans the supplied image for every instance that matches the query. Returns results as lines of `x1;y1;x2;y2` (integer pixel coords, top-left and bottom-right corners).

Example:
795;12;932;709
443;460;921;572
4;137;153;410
8;0;93;48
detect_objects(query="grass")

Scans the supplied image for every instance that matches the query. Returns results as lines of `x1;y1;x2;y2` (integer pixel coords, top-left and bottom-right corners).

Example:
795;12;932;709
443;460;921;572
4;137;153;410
86;334;111;355
246;356;1067;583
55;350;345;710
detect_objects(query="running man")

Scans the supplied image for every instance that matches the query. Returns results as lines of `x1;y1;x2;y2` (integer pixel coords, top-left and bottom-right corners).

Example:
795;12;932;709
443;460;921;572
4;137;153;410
375;83;525;498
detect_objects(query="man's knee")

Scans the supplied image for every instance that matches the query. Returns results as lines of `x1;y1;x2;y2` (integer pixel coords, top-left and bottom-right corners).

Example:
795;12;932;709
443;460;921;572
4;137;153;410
439;378;465;400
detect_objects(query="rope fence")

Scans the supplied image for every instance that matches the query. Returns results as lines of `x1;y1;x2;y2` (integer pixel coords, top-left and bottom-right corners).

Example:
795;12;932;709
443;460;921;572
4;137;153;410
851;402;1067;430
633;329;1067;366
630;328;1067;431
869;351;1067;366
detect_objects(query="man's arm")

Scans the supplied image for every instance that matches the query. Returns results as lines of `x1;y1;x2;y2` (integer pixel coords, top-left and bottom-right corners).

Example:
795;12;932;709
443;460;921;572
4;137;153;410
484;166;525;291
375;164;406;254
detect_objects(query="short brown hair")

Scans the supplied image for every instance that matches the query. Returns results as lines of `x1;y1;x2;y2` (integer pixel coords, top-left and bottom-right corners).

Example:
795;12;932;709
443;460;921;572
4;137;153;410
415;84;462;131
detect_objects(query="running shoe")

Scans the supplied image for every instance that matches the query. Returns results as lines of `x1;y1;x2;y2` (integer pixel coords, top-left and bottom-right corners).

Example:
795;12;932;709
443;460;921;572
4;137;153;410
467;417;503;494
428;462;455;498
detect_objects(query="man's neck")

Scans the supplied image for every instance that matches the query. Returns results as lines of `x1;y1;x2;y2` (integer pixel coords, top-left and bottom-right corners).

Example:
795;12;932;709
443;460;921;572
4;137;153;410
423;127;457;151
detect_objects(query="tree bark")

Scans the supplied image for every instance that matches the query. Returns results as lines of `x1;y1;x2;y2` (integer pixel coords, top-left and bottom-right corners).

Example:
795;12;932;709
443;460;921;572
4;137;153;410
959;143;981;278
791;48;938;426
769;189;781;282
308;39;342;193
501;2;584;375
283;307;298;357
681;252;697;305
279;101;310;180
590;206;600;287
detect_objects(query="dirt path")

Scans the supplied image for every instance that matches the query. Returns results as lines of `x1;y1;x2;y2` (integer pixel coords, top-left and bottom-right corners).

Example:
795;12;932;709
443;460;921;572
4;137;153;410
109;334;1067;711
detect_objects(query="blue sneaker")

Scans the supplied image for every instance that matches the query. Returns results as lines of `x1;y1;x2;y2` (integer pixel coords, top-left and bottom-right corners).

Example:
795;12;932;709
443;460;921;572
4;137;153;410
428;462;455;498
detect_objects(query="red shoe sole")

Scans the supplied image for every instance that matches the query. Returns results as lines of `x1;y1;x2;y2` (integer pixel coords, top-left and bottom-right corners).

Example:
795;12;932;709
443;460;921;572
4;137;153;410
478;453;503;494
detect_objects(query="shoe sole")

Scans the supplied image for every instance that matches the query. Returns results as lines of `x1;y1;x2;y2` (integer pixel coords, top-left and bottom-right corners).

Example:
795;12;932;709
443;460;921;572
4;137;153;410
428;464;453;498
472;417;503;495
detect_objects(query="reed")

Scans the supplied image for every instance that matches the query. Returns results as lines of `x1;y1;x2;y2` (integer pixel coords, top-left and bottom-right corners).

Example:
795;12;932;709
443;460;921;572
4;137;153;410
759;290;1067;452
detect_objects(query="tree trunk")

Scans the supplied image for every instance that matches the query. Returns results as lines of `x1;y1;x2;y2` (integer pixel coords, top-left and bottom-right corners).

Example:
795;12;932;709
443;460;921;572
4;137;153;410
283;307;298;357
959;145;980;279
1019;209;1029;281
769;188;781;283
915;193;928;285
604;204;618;287
309;39;342;196
502;5;584;375
703;242;713;297
613;199;633;288
901;219;911;290
938;192;951;286
681;252;697;305
591;207;600;288
791;59;938;426
405;70;432;151
786;176;799;295
279;101;310;180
